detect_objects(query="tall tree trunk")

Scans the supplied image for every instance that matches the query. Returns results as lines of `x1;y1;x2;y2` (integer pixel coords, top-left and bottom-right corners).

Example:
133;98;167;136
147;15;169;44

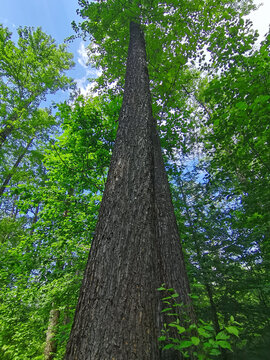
65;21;194;360
0;137;34;198
44;307;60;360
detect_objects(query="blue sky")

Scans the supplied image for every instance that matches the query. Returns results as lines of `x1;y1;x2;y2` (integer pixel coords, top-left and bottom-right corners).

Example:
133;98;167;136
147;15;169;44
1;0;269;104
1;0;77;43
0;0;95;102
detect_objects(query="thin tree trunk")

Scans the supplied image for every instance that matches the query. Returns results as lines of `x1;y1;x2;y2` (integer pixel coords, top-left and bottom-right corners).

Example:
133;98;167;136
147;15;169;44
178;179;221;332
44;307;60;360
29;203;40;235
0;123;14;148
63;187;74;217
0;98;38;148
11;193;19;218
65;21;194;360
0;137;34;198
178;180;229;359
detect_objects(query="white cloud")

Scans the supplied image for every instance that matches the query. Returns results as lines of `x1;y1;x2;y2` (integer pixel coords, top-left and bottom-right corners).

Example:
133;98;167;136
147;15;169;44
74;41;103;96
77;42;89;69
75;75;96;97
74;63;102;97
248;0;270;40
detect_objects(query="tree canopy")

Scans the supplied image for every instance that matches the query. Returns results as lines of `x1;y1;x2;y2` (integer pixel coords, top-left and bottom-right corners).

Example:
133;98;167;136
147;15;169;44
0;0;269;359
0;25;74;205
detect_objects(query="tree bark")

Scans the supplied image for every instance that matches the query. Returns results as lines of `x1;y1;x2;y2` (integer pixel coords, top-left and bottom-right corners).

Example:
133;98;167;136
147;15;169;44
65;21;194;360
44;307;60;360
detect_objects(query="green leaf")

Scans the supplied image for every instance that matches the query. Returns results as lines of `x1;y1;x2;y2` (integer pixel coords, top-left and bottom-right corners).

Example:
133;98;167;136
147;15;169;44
217;341;232;351
225;326;239;337
168;324;186;334
161;307;173;313
204;325;214;331
216;331;230;340
235;101;247;110
158;335;166;342
163;344;174;350
157;286;166;291
198;328;212;338
209;348;222;356
191;336;200;346
173;303;183;307
177;340;193;349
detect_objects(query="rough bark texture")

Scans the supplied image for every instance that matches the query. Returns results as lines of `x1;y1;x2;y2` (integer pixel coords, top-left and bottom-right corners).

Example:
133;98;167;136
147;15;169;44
65;21;194;360
44;308;60;360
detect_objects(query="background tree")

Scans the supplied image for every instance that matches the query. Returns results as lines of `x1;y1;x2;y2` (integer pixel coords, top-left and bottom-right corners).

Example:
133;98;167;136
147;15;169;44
0;95;118;360
0;25;74;204
195;29;270;359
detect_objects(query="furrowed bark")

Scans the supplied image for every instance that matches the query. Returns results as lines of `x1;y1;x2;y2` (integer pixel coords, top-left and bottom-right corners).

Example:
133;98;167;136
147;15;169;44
65;21;194;360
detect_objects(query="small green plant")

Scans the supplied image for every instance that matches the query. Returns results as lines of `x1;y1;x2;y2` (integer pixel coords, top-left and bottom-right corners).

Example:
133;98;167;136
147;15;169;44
157;285;240;359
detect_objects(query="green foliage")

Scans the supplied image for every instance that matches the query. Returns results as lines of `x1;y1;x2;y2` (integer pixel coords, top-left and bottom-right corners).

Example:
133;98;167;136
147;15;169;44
203;31;270;230
169;158;270;359
0;95;118;359
0;24;74;205
75;0;257;97
1;1;269;358
158;286;241;359
74;0;258;166
0;24;74;142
